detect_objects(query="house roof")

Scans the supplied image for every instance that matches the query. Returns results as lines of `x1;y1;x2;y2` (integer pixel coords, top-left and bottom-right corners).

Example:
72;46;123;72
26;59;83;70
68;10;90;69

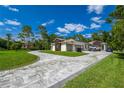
89;40;102;45
53;38;88;45
54;38;65;41
61;39;87;45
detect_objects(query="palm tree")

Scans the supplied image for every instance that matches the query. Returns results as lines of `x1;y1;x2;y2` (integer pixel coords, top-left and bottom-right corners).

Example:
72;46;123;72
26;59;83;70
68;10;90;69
38;25;49;40
6;33;12;50
18;32;25;42
22;25;33;48
38;25;50;50
22;25;33;39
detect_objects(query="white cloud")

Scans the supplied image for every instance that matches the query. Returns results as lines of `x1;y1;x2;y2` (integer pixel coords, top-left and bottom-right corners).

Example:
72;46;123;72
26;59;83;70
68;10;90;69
90;23;101;29
12;27;17;30
5;19;21;26
75;24;88;32
87;5;105;14
65;23;88;32
57;27;70;33
83;34;92;38
55;32;67;36
0;21;4;26
5;28;12;31
90;17;105;30
3;5;19;12
91;17;105;24
55;32;61;35
42;19;55;26
57;23;88;34
64;23;76;31
8;7;19;12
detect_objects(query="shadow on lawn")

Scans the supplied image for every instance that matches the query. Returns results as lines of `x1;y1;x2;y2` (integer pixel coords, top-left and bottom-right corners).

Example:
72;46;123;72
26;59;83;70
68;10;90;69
114;52;124;59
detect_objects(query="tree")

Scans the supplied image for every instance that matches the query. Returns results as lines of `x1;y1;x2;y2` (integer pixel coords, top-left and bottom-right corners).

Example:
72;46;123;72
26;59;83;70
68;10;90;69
108;6;124;21
22;25;33;48
33;39;42;50
6;33;12;50
110;19;124;50
22;25;33;40
49;34;58;43
38;25;50;50
38;25;49;40
92;32;101;41
66;34;92;42
10;42;22;50
0;38;8;49
98;30;111;43
18;32;25;42
74;34;85;41
106;5;124;51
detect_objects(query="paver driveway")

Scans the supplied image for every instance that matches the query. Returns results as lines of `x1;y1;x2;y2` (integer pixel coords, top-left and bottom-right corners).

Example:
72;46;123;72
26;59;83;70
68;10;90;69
0;51;111;88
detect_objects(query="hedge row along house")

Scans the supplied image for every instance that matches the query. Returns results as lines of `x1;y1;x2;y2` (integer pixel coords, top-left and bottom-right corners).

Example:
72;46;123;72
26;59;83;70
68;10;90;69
51;38;108;52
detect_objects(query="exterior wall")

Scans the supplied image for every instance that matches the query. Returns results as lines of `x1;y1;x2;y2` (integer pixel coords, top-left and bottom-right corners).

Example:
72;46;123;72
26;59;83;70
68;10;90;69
102;43;107;51
85;44;89;51
52;39;107;52
61;43;67;51
51;45;55;51
72;45;76;52
67;44;73;51
62;44;88;52
55;43;61;51
81;45;85;51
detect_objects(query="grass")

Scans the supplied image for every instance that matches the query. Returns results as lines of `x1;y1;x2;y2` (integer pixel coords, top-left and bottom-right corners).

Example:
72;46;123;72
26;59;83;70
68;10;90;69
41;50;86;57
0;50;38;71
64;53;124;88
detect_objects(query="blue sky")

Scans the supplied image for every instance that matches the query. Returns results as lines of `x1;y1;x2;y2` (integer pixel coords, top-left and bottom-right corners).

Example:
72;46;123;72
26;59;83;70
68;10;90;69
0;5;115;39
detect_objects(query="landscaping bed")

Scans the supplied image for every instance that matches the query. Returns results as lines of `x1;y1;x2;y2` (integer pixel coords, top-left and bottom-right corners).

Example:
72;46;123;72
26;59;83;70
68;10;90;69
41;50;86;57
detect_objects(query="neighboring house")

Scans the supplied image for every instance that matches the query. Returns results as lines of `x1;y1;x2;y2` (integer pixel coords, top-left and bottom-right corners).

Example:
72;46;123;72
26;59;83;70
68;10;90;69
51;38;108;52
89;40;107;51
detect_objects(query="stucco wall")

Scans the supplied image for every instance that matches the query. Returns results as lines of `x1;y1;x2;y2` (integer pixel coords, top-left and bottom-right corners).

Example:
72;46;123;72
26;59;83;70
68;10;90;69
67;44;73;51
61;43;67;51
51;45;55;51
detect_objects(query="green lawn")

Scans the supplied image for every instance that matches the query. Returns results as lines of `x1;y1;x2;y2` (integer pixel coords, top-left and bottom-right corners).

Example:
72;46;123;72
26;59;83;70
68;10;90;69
41;50;86;57
0;50;38;71
64;53;124;88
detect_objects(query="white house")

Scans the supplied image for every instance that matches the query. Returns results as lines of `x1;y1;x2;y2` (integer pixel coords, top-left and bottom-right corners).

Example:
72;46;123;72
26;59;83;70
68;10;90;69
51;38;89;52
51;38;108;52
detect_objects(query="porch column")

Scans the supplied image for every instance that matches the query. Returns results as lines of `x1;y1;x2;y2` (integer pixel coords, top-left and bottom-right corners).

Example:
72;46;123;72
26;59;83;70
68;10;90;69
85;44;87;50
72;44;76;52
102;43;107;51
84;44;87;51
82;44;84;51
103;44;107;51
86;44;89;51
